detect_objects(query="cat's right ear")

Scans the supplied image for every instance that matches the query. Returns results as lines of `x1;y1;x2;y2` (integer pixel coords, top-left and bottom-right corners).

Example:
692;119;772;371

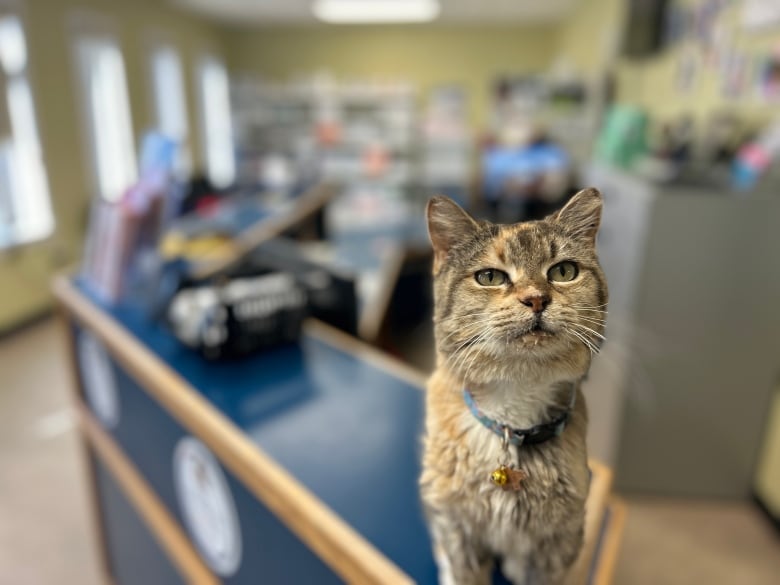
427;196;478;272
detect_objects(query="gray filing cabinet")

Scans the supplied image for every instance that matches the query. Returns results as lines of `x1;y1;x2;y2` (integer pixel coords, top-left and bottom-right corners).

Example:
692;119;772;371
582;164;780;498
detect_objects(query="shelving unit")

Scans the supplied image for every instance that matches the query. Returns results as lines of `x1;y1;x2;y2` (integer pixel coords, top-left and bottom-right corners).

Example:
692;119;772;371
419;85;473;205
231;75;418;191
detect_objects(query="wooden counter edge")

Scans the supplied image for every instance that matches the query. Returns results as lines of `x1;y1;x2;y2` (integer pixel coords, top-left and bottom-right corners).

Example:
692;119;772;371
53;275;414;585
78;405;219;585
592;497;627;585
567;459;614;585
304;319;429;389
357;244;406;343
56;305;116;585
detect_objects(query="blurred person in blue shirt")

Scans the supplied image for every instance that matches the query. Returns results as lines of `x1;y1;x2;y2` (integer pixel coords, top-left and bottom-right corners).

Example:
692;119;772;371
481;117;571;222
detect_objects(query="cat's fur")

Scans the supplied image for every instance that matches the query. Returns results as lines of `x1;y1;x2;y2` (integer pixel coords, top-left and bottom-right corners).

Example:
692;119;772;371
420;189;607;585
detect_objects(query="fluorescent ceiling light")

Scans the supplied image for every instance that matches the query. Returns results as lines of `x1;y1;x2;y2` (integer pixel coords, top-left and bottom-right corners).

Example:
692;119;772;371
313;0;440;24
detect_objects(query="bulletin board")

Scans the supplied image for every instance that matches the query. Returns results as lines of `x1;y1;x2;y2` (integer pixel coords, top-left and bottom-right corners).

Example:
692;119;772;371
664;0;780;103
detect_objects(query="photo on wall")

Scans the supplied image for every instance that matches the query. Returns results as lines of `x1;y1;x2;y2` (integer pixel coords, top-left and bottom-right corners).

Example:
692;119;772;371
756;47;780;102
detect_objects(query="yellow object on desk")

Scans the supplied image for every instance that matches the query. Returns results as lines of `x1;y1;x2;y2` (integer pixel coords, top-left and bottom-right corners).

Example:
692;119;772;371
159;232;235;261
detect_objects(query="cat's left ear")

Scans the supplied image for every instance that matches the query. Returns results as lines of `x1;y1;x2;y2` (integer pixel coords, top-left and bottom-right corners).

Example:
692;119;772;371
551;188;603;244
427;196;478;271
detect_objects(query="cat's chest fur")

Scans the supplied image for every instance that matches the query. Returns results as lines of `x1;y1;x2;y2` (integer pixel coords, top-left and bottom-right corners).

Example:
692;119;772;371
420;371;589;549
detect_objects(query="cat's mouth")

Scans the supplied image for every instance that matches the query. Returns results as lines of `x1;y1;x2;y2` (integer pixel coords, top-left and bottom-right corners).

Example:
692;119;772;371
524;324;553;338
513;320;555;341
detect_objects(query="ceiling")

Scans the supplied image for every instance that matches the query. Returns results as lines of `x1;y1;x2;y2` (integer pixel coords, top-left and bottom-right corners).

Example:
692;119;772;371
171;0;582;27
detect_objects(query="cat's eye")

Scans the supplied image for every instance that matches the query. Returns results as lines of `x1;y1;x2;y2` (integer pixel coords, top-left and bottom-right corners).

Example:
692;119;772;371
548;261;579;282
475;269;509;286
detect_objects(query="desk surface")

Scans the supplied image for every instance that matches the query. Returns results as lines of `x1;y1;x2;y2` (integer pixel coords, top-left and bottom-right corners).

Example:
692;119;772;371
60;278;618;585
72;278;439;583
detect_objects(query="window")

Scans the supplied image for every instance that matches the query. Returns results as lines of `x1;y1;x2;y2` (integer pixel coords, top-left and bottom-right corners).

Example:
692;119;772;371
75;34;136;203
196;55;234;189
149;43;190;176
0;14;53;248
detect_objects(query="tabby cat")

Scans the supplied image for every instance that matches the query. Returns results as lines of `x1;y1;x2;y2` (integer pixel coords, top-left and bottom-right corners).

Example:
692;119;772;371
420;188;607;585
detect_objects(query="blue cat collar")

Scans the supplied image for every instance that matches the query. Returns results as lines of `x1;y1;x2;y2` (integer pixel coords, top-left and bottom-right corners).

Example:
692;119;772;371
463;387;574;447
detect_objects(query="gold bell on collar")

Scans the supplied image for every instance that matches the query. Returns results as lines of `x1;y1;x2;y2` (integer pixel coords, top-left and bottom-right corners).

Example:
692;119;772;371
490;464;525;491
491;466;509;487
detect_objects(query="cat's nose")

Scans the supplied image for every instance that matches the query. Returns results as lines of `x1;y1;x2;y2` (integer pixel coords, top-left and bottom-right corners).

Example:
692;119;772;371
520;293;550;313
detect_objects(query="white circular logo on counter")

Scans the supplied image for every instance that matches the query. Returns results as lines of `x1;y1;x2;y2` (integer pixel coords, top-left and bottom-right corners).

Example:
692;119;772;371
77;332;120;428
173;437;242;576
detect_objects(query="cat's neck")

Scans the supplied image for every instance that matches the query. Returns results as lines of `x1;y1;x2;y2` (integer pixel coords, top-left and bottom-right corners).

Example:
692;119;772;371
436;348;587;430
465;376;576;431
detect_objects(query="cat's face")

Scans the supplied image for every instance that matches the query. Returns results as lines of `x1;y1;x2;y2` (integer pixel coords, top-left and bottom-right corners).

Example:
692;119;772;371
427;189;608;384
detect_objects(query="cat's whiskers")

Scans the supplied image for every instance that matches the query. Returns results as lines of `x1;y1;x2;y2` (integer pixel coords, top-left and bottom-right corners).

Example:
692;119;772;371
446;324;495;375
450;342;485;383
568;323;606;355
571;308;607;324
449;310;505;317
454;327;494;369
448;334;478;369
437;318;495;346
564;326;599;355
447;338;479;373
564;325;588;350
576;311;606;319
438;326;475;346
446;321;493;352
454;324;496;369
577;315;607;327
570;308;608;330
439;318;503;348
569;321;606;342
462;353;482;385
569;308;605;318
443;310;509;323
460;328;495;384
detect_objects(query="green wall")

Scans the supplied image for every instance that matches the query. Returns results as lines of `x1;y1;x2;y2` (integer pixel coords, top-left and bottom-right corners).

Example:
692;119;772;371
0;0;224;331
223;25;560;128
